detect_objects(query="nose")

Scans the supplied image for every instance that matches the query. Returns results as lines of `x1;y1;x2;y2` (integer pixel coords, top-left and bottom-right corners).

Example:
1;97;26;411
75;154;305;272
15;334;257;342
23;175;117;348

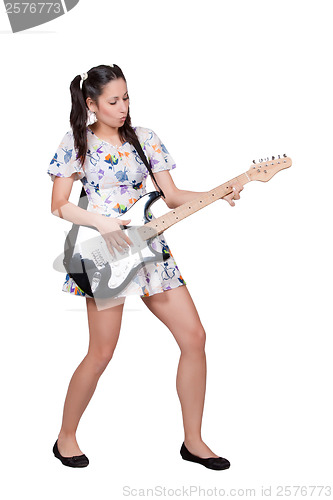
119;99;128;113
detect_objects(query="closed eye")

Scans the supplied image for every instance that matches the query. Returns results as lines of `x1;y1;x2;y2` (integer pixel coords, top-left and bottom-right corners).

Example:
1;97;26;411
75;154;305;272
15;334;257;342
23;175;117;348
110;96;129;105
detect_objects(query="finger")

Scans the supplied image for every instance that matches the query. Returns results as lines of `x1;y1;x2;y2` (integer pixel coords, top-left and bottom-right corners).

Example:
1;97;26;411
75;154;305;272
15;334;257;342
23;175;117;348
111;229;131;246
232;187;241;200
124;236;133;246
112;235;126;249
106;241;115;257
121;232;133;246
224;195;233;205
113;234;131;252
115;231;132;247
107;232;124;249
116;221;133;245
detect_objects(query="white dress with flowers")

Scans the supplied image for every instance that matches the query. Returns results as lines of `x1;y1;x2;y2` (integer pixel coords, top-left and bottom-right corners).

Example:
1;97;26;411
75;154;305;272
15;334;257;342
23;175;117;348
47;126;186;299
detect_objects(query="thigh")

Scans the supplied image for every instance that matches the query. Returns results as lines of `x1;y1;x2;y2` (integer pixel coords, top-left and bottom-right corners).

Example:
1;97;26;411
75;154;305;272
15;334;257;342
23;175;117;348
141;286;206;352
86;296;125;359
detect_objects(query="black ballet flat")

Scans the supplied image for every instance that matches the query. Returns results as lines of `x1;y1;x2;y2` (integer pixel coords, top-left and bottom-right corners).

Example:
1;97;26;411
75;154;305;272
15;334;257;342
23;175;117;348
53;439;89;468
180;442;230;470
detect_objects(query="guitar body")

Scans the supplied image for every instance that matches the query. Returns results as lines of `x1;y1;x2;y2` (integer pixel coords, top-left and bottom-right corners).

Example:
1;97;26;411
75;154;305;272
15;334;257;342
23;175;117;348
64;191;171;298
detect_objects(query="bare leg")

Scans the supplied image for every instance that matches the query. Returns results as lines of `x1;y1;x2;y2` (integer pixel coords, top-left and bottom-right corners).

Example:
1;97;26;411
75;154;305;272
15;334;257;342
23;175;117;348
141;285;219;458
57;296;125;457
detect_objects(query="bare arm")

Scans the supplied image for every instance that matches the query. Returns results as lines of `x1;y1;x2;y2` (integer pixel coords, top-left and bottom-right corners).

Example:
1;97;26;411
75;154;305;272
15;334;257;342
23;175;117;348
50;175;102;228
149;170;243;209
50;174;132;255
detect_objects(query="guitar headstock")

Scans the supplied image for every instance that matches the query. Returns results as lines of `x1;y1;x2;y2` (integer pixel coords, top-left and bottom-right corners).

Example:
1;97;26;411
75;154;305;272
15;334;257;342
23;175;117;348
246;155;292;182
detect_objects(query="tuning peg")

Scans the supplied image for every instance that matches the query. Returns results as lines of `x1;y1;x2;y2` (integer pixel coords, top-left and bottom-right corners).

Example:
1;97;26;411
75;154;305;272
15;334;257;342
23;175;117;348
260;158;263;163
283;153;287;157
252;160;256;164
272;156;275;160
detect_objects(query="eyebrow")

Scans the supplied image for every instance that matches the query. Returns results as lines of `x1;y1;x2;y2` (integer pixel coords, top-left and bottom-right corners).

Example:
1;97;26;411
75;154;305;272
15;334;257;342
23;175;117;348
108;91;129;99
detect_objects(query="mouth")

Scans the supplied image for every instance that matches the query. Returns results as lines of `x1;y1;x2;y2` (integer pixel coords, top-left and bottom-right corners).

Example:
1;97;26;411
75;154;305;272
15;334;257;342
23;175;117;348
120;117;126;121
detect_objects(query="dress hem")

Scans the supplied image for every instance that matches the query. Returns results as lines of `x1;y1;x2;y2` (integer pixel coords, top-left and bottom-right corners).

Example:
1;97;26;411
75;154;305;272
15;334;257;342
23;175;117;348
62;280;187;300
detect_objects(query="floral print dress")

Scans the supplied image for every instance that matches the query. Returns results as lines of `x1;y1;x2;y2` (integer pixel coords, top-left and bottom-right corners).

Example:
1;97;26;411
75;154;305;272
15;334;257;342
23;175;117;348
47;126;186;299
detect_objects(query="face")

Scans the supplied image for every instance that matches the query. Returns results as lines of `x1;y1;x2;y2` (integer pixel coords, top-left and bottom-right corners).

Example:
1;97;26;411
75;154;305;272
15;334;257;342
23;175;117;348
87;78;129;128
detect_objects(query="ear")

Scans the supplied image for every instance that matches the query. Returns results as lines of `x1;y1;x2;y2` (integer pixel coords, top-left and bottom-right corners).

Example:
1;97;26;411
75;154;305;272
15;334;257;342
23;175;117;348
86;97;97;113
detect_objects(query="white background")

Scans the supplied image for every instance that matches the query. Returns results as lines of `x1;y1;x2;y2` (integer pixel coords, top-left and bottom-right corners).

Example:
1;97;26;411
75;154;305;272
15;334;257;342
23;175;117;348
0;0;332;498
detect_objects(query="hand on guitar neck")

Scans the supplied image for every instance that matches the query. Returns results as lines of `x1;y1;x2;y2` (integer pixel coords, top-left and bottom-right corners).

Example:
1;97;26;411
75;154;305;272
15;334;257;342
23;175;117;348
220;181;244;207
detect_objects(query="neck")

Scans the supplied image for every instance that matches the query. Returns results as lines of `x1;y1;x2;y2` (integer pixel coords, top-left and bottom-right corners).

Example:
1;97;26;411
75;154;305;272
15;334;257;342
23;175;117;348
89;122;121;141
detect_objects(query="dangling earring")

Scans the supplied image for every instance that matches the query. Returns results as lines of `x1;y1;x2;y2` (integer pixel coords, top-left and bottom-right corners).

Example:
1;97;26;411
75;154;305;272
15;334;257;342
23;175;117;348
87;109;97;125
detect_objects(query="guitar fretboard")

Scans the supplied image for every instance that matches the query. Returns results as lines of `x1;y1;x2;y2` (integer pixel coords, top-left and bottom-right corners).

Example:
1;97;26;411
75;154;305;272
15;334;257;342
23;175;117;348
138;172;251;241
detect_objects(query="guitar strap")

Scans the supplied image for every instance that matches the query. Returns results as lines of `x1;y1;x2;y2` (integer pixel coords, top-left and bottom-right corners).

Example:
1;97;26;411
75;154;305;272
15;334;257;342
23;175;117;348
131;135;165;199
63;130;165;272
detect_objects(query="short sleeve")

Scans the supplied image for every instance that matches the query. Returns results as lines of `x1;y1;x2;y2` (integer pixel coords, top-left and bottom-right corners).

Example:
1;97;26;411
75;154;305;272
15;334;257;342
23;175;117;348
142;128;176;174
47;130;85;182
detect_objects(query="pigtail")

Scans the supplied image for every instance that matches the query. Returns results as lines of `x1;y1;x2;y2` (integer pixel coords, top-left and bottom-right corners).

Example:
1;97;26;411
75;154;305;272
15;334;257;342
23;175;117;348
69;75;88;167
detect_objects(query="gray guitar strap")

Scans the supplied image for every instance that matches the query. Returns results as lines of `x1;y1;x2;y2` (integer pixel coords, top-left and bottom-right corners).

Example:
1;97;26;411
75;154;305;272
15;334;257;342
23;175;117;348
131;135;165;199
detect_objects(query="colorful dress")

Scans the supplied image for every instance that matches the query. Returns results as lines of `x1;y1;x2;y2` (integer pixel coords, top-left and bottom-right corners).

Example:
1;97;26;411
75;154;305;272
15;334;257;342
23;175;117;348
47;126;186;299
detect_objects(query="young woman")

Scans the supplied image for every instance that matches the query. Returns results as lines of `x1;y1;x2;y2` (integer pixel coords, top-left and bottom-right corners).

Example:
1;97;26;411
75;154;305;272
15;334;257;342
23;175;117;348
48;64;243;470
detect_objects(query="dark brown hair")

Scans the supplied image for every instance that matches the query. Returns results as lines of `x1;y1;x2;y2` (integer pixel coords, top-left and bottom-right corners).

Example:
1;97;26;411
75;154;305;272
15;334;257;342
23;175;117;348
69;64;138;166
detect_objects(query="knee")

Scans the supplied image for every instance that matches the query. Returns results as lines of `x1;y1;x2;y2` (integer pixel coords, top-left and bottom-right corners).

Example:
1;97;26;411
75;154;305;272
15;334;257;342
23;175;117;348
182;325;206;354
86;348;115;374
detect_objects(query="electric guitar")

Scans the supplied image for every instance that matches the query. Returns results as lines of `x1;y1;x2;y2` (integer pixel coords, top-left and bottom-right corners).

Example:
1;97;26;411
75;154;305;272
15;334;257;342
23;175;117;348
53;155;292;298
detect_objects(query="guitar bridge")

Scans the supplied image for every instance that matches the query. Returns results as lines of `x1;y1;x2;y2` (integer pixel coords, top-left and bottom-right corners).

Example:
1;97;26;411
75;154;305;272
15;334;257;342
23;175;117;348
91;248;107;268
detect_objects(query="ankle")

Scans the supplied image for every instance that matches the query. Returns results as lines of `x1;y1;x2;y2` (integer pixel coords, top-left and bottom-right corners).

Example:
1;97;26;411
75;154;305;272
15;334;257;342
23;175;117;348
58;431;77;440
184;435;203;445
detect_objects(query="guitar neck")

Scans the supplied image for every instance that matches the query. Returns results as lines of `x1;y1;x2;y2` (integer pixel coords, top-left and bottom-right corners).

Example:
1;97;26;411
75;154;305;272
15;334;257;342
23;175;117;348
138;172;251;241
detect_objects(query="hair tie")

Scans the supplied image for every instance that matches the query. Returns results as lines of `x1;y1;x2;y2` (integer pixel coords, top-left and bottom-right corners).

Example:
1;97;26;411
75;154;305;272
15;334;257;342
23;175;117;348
80;72;88;90
79;66;114;90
